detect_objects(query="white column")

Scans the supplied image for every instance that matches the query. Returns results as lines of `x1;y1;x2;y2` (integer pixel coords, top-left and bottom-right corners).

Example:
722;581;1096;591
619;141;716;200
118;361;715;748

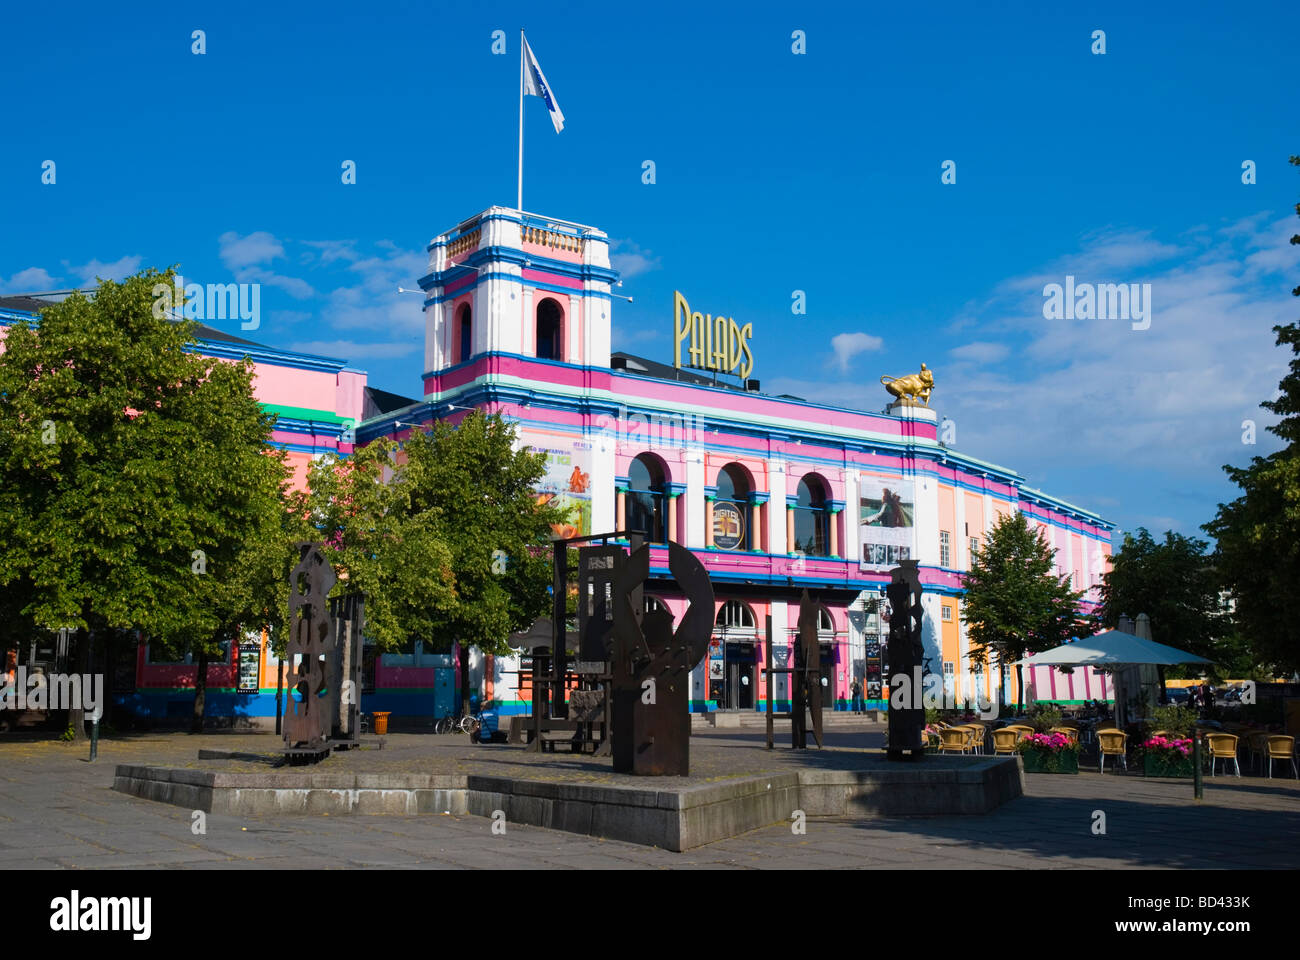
592;423;616;534
770;600;789;703
685;447;705;549
914;474;940;566
585;292;612;369
843;469;860;564
767;458;787;554
567;293;581;363
520;287;534;356
583;231;612;368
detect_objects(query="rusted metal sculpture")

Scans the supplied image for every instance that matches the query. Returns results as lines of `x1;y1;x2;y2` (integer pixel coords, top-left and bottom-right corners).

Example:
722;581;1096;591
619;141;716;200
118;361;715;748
764;590;825;749
328;592;365;748
611;540;714;775
282;543;364;759
886;559;925;760
284;543;336;755
791;590;825;748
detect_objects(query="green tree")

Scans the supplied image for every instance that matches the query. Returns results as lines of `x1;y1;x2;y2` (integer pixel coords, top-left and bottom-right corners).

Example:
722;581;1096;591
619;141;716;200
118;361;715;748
401;412;568;714
1203;155;1300;676
0;270;292;737
960;510;1094;713
292;437;458;654
1098;528;1228;670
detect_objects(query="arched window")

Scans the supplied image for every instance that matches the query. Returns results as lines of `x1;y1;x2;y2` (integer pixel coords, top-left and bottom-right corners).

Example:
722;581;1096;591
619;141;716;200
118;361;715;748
457;303;472;363
793;475;830;556
626;455;668;543
536;297;564;361
817;606;835;637
715;600;756;632
712;463;750;550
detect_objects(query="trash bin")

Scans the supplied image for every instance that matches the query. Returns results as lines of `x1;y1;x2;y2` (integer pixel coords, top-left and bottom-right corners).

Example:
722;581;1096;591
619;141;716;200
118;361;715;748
372;711;391;735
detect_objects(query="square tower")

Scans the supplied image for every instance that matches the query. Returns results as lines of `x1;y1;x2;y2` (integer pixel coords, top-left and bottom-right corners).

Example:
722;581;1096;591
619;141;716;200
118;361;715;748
418;206;618;391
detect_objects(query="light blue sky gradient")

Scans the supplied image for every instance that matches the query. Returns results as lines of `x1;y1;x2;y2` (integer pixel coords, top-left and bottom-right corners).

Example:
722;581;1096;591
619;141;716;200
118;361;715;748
2;0;1296;543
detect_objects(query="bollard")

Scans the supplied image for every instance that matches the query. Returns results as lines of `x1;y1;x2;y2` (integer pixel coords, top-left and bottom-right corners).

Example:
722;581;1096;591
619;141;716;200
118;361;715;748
89;717;99;762
1192;735;1202;800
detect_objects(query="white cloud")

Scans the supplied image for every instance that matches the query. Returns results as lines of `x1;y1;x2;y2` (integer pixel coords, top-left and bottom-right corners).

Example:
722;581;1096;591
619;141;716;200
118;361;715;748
302;240;362;266
609;240;661;280
778;217;1292;537
320;245;426;335
830;331;884;372
218;231;285;270
948;341;1009;364
3;267;61;292
215;231;315;298
935;219;1292;483
66;256;143;285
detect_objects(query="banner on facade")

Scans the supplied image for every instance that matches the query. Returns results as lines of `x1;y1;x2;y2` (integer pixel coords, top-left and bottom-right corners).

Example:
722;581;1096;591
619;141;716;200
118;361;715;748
528;432;592;539
859;477;915;571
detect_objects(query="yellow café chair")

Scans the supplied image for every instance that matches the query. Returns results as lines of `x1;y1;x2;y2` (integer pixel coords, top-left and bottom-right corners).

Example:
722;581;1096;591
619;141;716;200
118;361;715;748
938;727;972;755
1265;736;1298;779
1204;733;1240;777
991;728;1020;756
1097;729;1127;773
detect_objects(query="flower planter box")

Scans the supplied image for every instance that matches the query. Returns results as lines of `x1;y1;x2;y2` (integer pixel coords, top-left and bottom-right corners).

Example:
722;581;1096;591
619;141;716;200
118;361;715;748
1143;752;1195;778
1020;747;1079;774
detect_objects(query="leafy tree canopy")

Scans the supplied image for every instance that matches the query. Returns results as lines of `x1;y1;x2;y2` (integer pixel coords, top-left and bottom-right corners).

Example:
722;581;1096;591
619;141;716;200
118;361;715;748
960;510;1093;708
1203;156;1300;676
1098;527;1227;663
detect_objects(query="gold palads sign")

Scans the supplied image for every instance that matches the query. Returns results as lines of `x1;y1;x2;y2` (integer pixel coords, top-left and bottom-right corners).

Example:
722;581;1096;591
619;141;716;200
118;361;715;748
673;291;754;380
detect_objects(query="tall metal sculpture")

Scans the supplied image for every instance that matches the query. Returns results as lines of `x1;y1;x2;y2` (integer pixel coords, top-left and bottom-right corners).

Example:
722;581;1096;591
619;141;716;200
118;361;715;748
283;542;364;757
790;590;825;749
610;540;714;775
885;559;925;760
284;543;336;753
762;591;826;749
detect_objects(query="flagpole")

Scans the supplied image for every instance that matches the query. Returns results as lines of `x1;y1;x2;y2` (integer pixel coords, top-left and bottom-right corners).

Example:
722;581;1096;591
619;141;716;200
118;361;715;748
517;28;525;211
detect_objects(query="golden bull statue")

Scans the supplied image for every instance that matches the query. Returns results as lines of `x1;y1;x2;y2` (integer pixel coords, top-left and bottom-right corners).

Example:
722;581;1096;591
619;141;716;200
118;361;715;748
880;363;934;406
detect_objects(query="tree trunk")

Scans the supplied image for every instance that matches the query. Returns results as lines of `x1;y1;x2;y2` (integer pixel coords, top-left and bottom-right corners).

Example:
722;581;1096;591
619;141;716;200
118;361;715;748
275;653;284;736
68;626;91;741
102;631;115;727
191;648;209;734
1014;662;1024;716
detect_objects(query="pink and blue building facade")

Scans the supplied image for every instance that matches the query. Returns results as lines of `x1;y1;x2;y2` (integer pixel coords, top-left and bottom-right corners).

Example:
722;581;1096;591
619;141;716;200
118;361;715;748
354;206;1119;717
3;204;1117;725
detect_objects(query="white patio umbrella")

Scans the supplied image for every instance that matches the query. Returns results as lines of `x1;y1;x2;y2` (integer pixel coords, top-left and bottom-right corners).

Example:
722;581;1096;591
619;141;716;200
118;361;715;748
1017;628;1212;727
1016;630;1213;669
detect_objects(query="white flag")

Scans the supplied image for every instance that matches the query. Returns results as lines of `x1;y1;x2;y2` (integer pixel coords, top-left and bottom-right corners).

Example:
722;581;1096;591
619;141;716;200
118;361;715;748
522;36;565;133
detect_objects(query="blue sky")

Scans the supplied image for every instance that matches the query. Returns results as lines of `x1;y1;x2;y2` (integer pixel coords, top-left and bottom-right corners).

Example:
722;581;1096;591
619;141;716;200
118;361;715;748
2;0;1296;544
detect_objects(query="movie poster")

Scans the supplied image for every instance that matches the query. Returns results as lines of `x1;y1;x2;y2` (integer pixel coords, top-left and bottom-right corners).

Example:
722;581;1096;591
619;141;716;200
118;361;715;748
859;477;915;572
529;432;592;539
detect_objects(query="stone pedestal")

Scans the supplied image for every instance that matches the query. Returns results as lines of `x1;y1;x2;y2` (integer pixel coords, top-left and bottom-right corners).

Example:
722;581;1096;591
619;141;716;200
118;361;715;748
886;402;938;422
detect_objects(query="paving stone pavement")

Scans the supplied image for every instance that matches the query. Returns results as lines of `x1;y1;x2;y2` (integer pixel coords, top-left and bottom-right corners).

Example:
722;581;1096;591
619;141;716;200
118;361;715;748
1;728;1296;869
